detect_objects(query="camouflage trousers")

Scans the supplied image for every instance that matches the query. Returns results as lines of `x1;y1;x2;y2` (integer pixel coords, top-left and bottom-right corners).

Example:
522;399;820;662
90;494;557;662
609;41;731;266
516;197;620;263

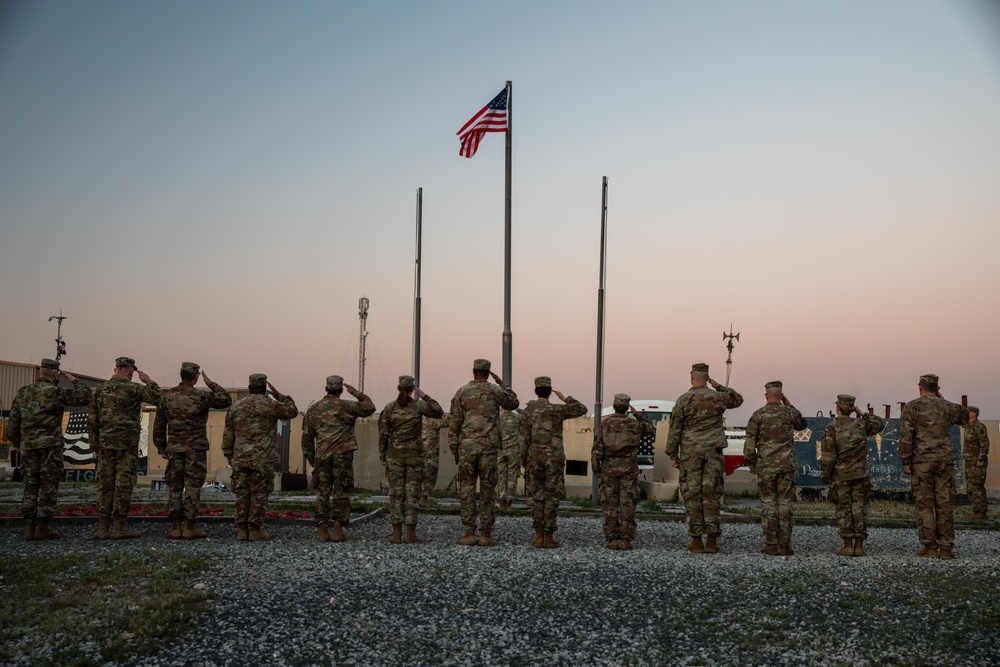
21;446;63;521
599;474;639;540
386;453;423;525
831;477;871;539
964;458;988;515
421;437;439;498
678;450;724;537
757;470;794;545
164;450;208;522
458;445;498;532
911;460;956;548
525;456;565;532
96;449;138;519
232;462;274;527
313;451;354;525
496;447;520;502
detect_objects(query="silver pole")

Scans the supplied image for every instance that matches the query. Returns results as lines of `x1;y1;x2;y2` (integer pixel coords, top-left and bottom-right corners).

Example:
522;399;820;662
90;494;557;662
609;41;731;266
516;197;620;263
502;80;513;386
413;187;423;386
592;176;608;506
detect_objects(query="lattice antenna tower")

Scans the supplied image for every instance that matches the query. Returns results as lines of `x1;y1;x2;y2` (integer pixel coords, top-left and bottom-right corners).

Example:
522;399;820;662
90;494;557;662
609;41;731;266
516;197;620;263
358;297;369;393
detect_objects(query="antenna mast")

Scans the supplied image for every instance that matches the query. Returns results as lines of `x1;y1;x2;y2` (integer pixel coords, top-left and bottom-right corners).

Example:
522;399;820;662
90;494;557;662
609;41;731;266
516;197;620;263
48;309;68;362
358;297;369;393
723;323;739;387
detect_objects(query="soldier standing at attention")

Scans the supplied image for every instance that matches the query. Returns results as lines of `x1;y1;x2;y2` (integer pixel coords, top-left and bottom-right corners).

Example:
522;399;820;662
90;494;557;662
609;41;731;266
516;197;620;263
153;362;232;540
820;394;885;557
592;393;654;550
302;375;375;542
666;363;743;554
448;359;519;546
419;412;449;506
497;406;524;510
520;377;587;548
743;381;807;556
222;374;298;541
962;407;990;520
8;358;91;540
89;357;161;539
898;373;969;558
379;375;444;544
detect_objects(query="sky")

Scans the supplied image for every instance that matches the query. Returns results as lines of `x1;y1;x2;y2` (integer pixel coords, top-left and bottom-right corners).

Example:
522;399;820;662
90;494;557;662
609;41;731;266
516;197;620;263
2;0;999;422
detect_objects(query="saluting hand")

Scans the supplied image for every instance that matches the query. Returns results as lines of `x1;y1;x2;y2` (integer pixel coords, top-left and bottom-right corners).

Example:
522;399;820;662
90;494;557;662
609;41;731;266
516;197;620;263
61;370;77;382
780;394;790;406
489;371;503;384
553;390;566;402
345;383;358;395
415;387;427;399
267;382;281;398
136;370;152;384
200;371;213;385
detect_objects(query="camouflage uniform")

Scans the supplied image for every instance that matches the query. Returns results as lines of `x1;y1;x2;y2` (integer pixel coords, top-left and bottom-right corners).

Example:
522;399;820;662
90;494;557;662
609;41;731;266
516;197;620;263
89;360;162;520
497;409;524;504
592;395;654;542
379;385;443;526
222;376;298;529
962;410;990;517
7;361;91;523
519;380;587;535
420;414;449;498
898;375;969;553
743;384;806;548
152;364;232;524
820;397;885;540
666;365;743;539
448;360;519;535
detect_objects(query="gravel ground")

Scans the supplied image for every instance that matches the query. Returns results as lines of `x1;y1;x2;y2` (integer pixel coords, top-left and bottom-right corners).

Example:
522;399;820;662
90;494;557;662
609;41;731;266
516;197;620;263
4;515;1000;667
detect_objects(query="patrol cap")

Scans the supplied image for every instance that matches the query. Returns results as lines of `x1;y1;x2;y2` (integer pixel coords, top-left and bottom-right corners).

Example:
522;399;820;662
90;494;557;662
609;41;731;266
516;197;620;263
180;362;200;374
249;373;267;384
398;375;416;388
918;374;939;390
473;358;491;372
115;356;136;369
837;394;856;408
691;363;709;373
534;376;552;388
326;375;344;391
765;381;782;390
40;358;60;370
613;393;631;408
968;406;980;415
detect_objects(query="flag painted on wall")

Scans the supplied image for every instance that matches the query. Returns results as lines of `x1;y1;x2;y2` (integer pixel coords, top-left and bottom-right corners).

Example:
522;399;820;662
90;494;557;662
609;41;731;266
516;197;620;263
456;87;508;158
63;409;95;465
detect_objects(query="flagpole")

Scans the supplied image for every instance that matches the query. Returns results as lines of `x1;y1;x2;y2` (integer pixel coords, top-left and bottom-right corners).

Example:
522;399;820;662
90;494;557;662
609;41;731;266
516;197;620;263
413;187;423;386
592;176;608;506
502;80;513;387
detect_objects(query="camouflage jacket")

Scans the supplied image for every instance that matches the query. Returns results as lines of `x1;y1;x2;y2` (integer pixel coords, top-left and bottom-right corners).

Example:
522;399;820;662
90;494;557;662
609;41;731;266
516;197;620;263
222;393;298;467
665;385;743;463
301;390;375;462
7;378;92;450
743;402;807;473
820;414;885;483
448;379;519;457
519;396;587;463
422;413;450;451
378;396;444;459
499;410;525;454
592;411;655;478
962;421;990;463
898;395;969;466
88;376;162;451
152;381;232;454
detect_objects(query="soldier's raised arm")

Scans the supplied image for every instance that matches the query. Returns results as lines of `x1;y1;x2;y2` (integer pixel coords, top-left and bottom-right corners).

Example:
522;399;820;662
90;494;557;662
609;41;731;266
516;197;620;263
861;412;885;436
267;383;298;419
135;370;162;404
490;371;519;410
201;371;233;410
632;407;655;437
559;394;588;419
60;372;92;407
346;384;376;418
415;390;444;419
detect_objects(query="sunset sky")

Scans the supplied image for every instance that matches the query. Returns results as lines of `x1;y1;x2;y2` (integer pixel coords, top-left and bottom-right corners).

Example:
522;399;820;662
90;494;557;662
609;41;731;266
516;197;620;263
2;0;999;422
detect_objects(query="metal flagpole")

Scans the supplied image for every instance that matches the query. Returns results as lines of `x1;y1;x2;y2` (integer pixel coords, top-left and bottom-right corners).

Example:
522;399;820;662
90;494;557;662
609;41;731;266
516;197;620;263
723;324;739;387
502;80;513;386
592;176;609;506
413;187;423;386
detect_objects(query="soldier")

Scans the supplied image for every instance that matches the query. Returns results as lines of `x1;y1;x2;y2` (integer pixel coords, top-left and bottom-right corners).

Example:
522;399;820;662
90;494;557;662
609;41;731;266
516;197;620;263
448;358;519;546
898;373;969;558
152;362;232;540
7;358;91;540
302;375;375;542
379;375;444;544
820;394;885;556
743;381;807;556
962;406;990;521
520;377;587;548
666;363;743;554
419;412;449;506
222;374;298;541
592;393;654;550
89;357;161;539
497;406;523;510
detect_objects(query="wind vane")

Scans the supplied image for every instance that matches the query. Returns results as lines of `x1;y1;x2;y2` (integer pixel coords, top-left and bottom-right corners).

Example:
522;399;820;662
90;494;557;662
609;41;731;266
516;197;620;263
723;324;739;387
48;309;67;362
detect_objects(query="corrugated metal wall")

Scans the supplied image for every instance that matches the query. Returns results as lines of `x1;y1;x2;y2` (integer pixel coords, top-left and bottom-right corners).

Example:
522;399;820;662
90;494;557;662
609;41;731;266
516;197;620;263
0;362;37;412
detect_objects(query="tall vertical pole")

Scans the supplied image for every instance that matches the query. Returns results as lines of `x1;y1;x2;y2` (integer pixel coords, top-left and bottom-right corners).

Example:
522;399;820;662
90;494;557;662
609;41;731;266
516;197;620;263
49;309;67;362
502;80;513;386
592;176;609;506
358;297;369;394
413;187;423;386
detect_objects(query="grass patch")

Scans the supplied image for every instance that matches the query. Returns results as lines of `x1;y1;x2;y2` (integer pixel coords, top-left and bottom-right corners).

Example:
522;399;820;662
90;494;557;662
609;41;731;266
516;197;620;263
0;551;214;666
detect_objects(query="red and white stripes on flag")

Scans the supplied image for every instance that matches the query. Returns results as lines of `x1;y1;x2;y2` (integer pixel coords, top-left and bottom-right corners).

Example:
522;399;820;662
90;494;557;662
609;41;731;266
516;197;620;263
456;87;508;158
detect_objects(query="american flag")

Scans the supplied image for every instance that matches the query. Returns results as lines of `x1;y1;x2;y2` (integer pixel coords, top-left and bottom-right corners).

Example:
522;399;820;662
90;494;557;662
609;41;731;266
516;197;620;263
63;409;95;465
456;87;508;158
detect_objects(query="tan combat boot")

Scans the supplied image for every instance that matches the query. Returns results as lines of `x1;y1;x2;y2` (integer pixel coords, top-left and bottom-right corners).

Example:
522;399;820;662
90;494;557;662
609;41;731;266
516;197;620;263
760;544;779;556
542;531;560;548
168;519;183;539
111;517;141;539
406;524;423;544
533;528;545;548
478;531;496;547
318;521;331;542
606;538;620;550
853;537;865;557
390;523;403;544
236;523;249;541
916;546;938;558
619;538;634;551
248;524;270;541
183;520;207;539
836;538;854;556
704;535;719;553
458;529;478;546
34;521;60;540
938;546;955;559
331;520;347;543
971;511;987;520
686;536;705;553
95;515;111;540
419;496;438;506
25;520;36;541
778;542;793;556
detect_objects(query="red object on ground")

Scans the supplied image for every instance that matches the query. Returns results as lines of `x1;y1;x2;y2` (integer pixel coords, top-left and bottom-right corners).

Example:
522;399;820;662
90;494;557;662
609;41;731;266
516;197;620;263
724;455;745;476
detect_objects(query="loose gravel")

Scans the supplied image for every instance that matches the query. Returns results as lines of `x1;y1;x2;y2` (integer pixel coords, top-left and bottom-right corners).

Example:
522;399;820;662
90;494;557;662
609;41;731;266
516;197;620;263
3;516;1000;666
